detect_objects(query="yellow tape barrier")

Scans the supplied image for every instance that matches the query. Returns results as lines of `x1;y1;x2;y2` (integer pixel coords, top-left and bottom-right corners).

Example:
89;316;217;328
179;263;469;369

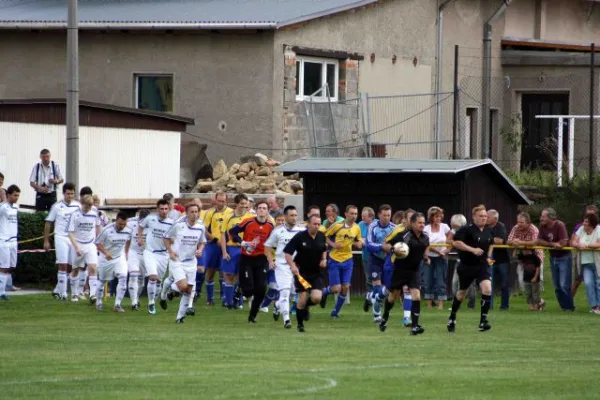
18;232;54;245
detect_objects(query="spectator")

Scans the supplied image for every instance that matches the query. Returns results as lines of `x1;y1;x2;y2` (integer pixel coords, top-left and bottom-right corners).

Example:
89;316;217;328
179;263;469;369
267;196;281;219
507;212;543;294
359;206;376;294
537;208;574;312
323;203;343;229
572;213;600;314
392;210;404;225
0;172;5;202
422;206;451;310
449;214;475;309
570;205;597;297
518;250;544;311
29;149;64;212
487;209;511;310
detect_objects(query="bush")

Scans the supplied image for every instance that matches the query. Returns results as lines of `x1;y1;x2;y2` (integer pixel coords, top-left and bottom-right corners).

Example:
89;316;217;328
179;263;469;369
14;212;56;286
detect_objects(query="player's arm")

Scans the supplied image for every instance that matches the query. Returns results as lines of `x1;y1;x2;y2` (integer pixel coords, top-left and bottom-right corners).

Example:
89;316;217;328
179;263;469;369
137;219;146;248
452;228;483;255
203;211;215;242
366;223;382;253
67;213;81;255
163;225;177;260
43;206;56;251
229;221;245;244
96;239;112;261
220;216;231;259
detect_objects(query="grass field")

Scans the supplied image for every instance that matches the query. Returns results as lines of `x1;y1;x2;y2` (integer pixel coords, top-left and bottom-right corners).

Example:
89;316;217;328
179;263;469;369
1;286;600;400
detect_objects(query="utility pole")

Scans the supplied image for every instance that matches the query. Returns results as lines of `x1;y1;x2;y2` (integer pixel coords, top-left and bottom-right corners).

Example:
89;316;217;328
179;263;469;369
66;0;79;188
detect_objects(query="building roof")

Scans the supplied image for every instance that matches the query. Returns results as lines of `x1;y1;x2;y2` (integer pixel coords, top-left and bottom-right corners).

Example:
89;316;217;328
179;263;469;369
0;0;378;30
278;157;531;204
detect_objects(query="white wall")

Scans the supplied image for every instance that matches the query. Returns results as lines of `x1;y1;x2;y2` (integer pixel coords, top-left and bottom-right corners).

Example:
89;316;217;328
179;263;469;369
0;122;180;206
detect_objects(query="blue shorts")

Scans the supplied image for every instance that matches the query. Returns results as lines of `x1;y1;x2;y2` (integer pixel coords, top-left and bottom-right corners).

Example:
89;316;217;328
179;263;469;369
382;266;395;290
328;259;354;286
220;246;241;275
368;255;386;282
196;252;205;267
204;242;222;270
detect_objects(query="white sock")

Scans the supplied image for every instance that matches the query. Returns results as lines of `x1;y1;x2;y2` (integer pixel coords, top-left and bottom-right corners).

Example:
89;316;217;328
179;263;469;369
70;274;80;297
79;270;88;295
155;283;162;301
279;289;291;322
147;280;157;305
0;272;8;296
58;271;68;297
187;284;196;308
128;273;139;305
96;280;105;306
137;276;145;297
88;275;99;298
177;293;190;320
161;276;174;300
115;275;127;307
53;272;60;294
404;294;412;319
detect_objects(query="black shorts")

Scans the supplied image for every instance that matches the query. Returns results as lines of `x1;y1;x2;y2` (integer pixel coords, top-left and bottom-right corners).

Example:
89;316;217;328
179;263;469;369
457;263;491;290
390;268;421;291
294;273;323;293
35;191;57;212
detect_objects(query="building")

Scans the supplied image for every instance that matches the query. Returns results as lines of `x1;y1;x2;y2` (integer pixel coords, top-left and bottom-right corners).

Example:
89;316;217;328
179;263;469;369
0;99;192;207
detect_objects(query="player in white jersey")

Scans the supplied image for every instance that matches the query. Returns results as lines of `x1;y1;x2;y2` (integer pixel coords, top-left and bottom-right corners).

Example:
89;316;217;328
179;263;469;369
67;195;101;302
163;203;206;323
95;212;132;312
0;185;20;300
163;193;183;221
139;199;173;315
77;186;94;297
264;205;305;329
44;183;80;300
126;209;150;311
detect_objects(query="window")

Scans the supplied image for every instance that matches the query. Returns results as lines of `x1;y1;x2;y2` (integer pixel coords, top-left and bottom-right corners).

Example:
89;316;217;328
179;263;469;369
135;74;173;112
295;56;339;101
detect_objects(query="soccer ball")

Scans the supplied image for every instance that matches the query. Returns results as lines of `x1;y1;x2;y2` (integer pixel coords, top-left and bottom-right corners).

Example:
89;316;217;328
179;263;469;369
393;242;409;259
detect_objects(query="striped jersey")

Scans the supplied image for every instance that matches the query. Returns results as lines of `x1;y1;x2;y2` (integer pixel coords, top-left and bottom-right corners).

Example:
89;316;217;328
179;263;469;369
67;208;101;244
95;223;133;260
0;202;18;243
139;214;174;253
46;200;81;237
163;217;207;262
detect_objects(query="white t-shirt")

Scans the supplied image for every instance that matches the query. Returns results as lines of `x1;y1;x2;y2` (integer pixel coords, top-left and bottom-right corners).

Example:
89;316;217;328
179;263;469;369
168;209;182;221
67;208;101;244
264;224;306;267
95;223;132;260
163;217;207;263
127;217;146;255
0;202;18;243
424;223;451;257
140;214;174;253
46;200;81;237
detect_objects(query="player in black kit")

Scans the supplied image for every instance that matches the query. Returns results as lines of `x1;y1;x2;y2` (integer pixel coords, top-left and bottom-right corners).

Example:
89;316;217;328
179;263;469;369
379;212;430;336
447;205;495;333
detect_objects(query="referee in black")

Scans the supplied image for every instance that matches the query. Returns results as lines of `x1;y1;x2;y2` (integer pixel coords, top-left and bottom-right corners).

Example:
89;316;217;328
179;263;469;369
448;204;495;333
380;212;430;336
284;214;327;333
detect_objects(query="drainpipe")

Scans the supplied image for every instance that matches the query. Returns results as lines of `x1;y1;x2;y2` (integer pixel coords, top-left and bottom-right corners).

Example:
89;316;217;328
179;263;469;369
435;0;454;159
482;0;512;159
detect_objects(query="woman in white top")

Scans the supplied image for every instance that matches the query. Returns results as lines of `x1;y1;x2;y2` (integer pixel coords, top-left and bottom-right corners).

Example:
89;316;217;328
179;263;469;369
422;206;452;310
571;213;600;314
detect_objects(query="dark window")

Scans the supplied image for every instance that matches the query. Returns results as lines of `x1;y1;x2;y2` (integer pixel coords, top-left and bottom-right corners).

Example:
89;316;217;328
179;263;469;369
136;75;173;112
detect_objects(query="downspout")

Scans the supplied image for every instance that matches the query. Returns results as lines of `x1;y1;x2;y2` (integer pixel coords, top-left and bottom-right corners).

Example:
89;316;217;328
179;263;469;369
482;0;512;159
435;0;454;159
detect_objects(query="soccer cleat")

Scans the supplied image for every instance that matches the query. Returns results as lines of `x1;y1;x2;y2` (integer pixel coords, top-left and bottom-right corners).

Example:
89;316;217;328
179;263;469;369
273;309;280;322
260;307;269;313
284;320;292;329
478;320;491;332
71;295;79;302
176;317;185;324
319;295;328;309
0;294;10;301
410;325;425;336
159;299;168;310
403;317;411;327
148;303;157;315
186;307;196;316
297;325;305;333
96;303;104;312
89;295;97;305
379;319;388;332
363;294;371;312
113;305;126;313
52;292;60;300
131;303;140;311
373;316;382;324
447;319;456;333
330;312;340;319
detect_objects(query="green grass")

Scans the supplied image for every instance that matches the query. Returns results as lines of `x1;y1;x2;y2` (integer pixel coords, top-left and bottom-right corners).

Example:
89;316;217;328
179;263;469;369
1;288;600;400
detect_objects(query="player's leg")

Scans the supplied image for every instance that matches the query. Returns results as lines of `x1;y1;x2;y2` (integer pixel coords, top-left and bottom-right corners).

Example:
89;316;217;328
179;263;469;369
238;255;256;321
78;268;88;298
0;246;13;299
204;243;220;305
159;262;175;310
194;250;206;303
369;257;385;321
320;259;339;309
447;265;475;333
295;289;308;332
169;263;193;323
362;256;372;312
53;236;69;299
249;256;268;322
408;270;424;335
143;250;160;314
112;259;128;312
332;260;352;318
86;245;99;304
477;267;493;331
275;267;293;327
402;286;412;327
95;262;113;311
222;246;240;309
379;286;402;332
260;270;279;311
128;252;141;310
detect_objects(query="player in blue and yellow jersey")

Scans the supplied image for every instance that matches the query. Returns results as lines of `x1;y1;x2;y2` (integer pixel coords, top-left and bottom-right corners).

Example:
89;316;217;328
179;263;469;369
319;205;363;318
202;191;234;306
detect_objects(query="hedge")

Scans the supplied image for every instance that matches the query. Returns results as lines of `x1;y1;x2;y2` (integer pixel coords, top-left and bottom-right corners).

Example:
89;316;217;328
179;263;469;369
14;212;56;286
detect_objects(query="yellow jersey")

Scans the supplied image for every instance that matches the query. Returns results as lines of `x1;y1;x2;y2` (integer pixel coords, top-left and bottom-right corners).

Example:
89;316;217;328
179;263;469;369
203;206;234;242
326;221;362;263
222;212;251;246
385;225;406;262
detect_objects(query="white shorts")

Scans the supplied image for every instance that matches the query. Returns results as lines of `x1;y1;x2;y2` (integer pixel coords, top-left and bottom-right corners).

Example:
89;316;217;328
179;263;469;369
275;265;294;291
143;250;168;279
97;259;124;281
55;235;73;265
0;243;17;269
170;260;196;285
70;242;98;269
128;251;145;274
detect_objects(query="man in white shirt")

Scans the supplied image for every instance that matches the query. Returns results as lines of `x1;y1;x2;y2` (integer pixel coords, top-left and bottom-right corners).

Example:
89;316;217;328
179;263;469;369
67;195;101;302
264;205;305;329
44;183;80;300
0;185;20;300
163;203;206;323
139;199;173;315
29;149;64;212
126;209;150;311
95;212;132;312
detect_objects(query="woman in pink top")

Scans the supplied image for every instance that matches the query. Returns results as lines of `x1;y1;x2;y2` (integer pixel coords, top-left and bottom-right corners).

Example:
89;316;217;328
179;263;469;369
422;206;452;310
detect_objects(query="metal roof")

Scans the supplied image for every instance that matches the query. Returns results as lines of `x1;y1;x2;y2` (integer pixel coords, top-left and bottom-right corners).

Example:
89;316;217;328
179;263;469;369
278;157;531;204
0;0;378;29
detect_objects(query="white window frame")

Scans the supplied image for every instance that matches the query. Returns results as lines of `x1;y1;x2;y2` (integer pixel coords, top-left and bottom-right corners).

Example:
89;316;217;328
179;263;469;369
134;73;174;112
295;56;339;102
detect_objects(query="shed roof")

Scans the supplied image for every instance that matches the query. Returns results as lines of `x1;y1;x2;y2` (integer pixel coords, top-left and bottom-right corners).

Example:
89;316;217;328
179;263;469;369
278;157;531;204
0;0;378;29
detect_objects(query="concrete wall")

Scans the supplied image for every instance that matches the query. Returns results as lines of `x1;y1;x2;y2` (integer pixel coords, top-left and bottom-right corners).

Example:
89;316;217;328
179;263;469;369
0;30;275;165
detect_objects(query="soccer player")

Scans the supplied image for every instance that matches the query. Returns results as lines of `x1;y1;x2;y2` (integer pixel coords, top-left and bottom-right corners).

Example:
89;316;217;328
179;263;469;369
139;199;174;315
379;212;430;335
283;214;327;332
76;186;94;297
67;195;101;302
220;193;250;309
320;205;363;318
126;209;150;310
365;204;395;322
44;183;80;300
448;204;495;333
95;212;132;312
264;206;305;328
163;193;183;221
260;211;285;312
163;203;206;323
0;185;20;300
203;191;234;306
229;201;275;323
